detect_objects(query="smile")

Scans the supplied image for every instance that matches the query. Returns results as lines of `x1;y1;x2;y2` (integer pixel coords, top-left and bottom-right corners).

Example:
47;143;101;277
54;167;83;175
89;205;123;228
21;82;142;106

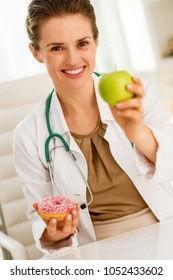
62;67;85;76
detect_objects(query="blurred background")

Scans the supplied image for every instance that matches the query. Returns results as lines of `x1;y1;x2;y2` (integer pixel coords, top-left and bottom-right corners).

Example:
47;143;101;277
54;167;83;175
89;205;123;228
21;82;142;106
0;0;173;111
0;0;173;260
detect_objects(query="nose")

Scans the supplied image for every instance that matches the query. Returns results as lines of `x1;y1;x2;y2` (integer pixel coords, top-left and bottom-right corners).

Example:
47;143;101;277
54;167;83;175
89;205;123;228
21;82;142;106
65;47;80;67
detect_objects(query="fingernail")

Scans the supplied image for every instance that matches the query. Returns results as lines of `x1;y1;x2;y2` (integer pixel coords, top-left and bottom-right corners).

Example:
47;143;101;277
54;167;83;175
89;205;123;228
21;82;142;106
51;219;56;224
67;214;71;220
127;84;133;90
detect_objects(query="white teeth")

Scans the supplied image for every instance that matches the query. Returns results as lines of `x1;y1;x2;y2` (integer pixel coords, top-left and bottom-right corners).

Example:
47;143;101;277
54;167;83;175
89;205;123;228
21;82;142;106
64;67;83;75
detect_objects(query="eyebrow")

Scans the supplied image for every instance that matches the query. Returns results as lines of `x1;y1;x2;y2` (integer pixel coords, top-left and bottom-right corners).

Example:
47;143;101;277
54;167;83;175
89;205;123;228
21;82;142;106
46;36;92;48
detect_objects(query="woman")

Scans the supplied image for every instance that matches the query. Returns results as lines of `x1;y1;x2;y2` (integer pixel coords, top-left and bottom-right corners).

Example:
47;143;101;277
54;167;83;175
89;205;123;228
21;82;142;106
13;0;173;256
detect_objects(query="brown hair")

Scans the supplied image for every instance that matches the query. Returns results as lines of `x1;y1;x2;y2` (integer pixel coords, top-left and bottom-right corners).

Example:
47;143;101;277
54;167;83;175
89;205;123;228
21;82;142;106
26;0;99;50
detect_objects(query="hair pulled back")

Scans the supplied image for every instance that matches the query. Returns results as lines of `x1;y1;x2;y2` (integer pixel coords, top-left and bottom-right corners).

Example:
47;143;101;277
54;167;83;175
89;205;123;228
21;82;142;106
26;0;98;50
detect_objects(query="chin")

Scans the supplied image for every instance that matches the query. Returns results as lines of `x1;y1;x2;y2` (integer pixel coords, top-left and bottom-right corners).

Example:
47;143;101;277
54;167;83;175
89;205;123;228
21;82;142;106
67;75;93;91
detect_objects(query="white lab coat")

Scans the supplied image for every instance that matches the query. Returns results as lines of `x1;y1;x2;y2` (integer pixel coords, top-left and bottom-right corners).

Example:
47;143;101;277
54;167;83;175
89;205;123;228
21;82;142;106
13;74;173;256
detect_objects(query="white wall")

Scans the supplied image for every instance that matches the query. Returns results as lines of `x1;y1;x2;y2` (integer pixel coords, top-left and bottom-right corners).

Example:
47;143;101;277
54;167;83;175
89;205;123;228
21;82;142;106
92;0;131;73
0;0;156;82
0;0;46;83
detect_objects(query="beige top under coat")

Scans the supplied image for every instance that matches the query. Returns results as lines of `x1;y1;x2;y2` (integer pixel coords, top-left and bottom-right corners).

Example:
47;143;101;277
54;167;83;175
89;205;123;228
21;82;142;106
72;117;148;222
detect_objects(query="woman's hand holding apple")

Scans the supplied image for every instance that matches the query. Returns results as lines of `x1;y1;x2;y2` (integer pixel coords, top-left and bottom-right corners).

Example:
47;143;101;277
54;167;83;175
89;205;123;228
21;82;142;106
98;71;144;137
98;71;158;163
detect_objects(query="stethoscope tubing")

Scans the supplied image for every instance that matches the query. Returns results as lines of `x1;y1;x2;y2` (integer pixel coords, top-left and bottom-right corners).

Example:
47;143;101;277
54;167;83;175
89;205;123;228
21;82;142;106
45;90;93;209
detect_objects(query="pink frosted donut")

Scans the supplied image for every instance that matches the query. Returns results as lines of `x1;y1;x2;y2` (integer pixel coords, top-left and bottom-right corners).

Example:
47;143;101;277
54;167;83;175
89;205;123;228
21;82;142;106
38;196;76;221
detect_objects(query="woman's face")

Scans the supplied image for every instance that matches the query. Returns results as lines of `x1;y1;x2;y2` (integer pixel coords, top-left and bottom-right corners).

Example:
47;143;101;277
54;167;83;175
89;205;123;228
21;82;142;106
30;14;98;92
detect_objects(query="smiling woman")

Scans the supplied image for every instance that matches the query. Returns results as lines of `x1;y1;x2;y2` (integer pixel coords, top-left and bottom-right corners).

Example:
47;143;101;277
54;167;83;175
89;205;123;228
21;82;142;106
29;14;98;94
13;0;173;258
0;0;160;83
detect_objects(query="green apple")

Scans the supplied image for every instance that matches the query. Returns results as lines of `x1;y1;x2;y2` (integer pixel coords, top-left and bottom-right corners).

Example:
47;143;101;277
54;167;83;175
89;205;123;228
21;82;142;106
98;70;134;105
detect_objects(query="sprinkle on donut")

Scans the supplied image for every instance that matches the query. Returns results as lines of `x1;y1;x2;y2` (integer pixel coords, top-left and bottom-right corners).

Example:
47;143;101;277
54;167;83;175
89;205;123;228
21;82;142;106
38;196;76;214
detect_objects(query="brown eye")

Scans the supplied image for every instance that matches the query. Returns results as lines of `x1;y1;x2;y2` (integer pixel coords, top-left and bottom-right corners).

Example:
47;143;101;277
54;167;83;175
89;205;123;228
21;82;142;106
78;41;89;47
51;46;63;51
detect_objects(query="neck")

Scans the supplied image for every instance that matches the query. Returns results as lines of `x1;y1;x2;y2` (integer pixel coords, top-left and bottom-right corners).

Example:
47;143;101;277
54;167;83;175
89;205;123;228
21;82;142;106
56;78;96;116
55;78;100;134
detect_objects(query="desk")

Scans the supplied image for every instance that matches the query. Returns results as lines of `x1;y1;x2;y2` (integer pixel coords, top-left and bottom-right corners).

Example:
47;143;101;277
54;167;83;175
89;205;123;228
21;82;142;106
42;218;173;260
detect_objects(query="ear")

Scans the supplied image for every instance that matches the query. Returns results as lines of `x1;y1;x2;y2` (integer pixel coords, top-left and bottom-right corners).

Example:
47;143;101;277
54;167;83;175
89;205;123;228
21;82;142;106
29;43;43;63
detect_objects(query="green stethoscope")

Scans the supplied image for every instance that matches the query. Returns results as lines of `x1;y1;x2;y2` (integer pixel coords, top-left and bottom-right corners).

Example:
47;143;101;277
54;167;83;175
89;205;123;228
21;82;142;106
45;73;100;208
45;89;93;209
